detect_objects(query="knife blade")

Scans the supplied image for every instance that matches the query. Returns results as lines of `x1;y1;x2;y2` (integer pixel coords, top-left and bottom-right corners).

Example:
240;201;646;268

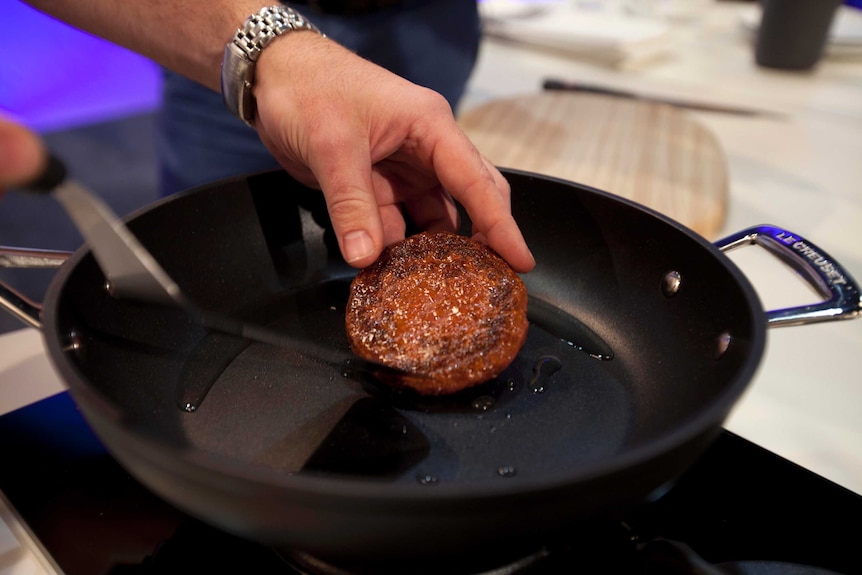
542;78;785;119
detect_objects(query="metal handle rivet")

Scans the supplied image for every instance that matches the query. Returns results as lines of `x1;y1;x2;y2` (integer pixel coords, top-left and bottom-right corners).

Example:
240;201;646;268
716;331;732;359
662;271;682;297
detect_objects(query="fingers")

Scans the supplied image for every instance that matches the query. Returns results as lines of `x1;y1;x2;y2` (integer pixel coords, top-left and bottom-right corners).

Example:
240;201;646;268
428;126;535;273
378;202;407;246
0;114;46;192
370;166;459;236
403;187;458;234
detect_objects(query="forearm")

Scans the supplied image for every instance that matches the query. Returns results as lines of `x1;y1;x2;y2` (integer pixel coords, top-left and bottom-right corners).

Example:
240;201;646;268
23;0;270;91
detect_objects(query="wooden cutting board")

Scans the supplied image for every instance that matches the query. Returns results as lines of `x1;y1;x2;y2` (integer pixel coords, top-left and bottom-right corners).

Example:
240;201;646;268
457;92;728;239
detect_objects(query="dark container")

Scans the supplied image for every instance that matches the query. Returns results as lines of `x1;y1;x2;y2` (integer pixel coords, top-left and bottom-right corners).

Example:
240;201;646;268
755;0;842;70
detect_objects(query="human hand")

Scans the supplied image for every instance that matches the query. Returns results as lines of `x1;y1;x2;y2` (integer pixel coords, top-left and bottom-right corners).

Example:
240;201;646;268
0;112;45;196
251;34;535;273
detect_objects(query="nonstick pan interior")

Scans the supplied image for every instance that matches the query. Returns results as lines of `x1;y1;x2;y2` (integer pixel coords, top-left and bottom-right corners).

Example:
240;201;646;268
40;169;765;557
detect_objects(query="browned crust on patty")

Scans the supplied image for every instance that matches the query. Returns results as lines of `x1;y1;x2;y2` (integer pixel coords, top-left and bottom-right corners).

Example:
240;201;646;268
345;231;529;395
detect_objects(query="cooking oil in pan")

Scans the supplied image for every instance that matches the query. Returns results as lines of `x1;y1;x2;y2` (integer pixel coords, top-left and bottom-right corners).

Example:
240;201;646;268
528;356;562;394
496;465;518;478
175;286;613;414
359;296;621;483
172;285;624;484
526;296;614;362
344;296;613;407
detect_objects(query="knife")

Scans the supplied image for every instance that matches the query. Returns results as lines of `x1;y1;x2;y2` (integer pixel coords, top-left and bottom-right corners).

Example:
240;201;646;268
542;78;785;119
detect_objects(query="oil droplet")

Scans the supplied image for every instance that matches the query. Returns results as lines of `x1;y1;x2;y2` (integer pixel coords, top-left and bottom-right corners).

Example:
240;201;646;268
471;396;496;411
497;465;517;478
176;336;251;413
341;361;354;379
529;355;562;394
417;474;439;486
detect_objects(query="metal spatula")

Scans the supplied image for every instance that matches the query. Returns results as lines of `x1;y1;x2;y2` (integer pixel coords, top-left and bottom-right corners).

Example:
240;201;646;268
21;153;403;377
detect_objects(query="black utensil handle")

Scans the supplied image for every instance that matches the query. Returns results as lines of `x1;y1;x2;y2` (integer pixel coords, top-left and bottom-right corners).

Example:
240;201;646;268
1;154;72;329
716;225;861;327
542;78;638;99
20;153;67;194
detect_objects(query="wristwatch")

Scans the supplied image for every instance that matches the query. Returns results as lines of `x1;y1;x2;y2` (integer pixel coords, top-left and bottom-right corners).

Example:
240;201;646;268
221;5;323;127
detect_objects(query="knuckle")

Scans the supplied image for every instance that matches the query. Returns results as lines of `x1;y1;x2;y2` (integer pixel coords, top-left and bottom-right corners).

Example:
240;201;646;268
326;187;371;219
409;86;454;116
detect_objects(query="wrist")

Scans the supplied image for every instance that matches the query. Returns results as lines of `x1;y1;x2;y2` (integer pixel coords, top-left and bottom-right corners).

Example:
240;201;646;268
221;5;324;127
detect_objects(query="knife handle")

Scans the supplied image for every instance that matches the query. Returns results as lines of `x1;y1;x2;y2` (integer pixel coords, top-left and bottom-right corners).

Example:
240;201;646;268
543;79;638;100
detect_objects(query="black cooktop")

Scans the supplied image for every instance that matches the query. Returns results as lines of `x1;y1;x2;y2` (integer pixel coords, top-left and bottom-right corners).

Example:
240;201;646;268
0;392;859;574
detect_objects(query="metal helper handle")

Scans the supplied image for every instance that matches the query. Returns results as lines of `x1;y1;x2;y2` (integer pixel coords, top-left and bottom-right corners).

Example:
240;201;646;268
0;247;72;328
715;225;861;327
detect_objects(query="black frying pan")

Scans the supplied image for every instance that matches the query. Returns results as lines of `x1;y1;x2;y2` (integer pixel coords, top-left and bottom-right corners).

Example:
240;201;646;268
2;169;859;568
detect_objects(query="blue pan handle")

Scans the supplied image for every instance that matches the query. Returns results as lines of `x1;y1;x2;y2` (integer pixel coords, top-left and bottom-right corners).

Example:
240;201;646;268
715;225;861;327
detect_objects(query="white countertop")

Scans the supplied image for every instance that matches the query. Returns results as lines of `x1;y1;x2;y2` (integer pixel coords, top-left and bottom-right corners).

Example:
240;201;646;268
0;2;861;572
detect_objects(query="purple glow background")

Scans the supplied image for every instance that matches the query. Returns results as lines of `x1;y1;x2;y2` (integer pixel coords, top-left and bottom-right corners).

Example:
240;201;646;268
0;2;161;133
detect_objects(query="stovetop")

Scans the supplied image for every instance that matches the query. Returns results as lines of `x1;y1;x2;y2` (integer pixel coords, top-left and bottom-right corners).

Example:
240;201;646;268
0;392;859;575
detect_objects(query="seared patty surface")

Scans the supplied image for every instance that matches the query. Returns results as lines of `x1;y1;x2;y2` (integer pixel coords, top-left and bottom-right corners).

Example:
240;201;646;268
346;231;529;395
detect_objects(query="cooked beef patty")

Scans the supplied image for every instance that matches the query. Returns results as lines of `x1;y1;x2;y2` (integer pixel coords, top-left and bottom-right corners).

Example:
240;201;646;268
346;231;529;395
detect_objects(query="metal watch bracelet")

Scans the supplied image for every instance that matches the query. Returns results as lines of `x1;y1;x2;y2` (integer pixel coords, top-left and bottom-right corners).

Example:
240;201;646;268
221;5;323;127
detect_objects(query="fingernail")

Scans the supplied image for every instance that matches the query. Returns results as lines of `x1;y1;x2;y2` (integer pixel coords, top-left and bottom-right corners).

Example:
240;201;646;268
344;230;375;263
